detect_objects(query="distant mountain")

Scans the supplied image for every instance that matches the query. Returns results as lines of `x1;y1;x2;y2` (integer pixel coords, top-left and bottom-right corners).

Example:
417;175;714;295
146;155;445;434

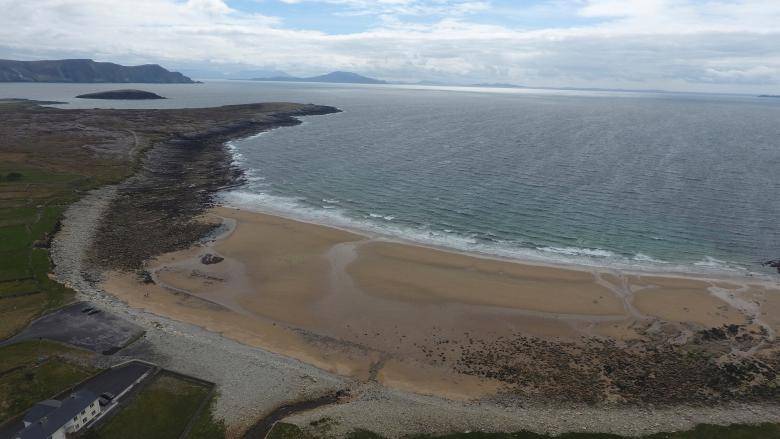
0;59;195;83
229;69;291;80
254;71;386;84
180;68;291;80
413;80;448;86
758;94;780;98
471;83;527;89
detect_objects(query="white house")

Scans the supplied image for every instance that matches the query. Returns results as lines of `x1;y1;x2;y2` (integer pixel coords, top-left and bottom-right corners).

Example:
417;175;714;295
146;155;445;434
15;390;101;439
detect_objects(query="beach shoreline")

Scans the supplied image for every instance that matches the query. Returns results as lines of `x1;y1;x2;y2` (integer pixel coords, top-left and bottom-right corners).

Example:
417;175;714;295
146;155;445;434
219;188;779;284
220;195;780;286
97;205;780;406
51;183;780;438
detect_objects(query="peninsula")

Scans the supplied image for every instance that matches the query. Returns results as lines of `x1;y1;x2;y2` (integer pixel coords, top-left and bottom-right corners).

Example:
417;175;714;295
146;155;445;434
0;59;195;83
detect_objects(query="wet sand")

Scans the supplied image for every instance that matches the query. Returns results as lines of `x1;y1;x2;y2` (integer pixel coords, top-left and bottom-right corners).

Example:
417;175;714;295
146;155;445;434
101;206;780;401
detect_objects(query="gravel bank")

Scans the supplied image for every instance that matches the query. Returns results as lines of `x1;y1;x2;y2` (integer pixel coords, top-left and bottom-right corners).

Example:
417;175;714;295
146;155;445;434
287;384;780;437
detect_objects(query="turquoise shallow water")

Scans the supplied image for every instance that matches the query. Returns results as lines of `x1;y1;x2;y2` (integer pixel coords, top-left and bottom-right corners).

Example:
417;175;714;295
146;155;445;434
2;81;779;276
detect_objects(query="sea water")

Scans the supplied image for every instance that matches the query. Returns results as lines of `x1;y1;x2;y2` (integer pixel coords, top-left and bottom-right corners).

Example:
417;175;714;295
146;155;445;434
3;81;778;276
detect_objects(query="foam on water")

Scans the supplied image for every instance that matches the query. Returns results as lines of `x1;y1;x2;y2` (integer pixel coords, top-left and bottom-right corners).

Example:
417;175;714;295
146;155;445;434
219;189;760;278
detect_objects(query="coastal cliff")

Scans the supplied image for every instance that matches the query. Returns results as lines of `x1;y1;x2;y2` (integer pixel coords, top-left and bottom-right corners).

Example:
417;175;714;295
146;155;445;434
0;59;195;83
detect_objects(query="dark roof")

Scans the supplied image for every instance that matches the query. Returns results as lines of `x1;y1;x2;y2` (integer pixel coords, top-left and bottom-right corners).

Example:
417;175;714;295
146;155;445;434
16;390;98;439
22;400;60;424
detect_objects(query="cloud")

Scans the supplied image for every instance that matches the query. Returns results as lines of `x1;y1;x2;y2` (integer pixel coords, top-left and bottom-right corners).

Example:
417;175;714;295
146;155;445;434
0;0;778;92
277;0;490;17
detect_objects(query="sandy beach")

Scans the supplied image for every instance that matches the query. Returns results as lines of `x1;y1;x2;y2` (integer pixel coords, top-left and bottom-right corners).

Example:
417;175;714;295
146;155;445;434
100;206;780;403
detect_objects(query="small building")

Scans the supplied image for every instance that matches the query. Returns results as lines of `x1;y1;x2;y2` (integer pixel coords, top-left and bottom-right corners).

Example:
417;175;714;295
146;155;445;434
15;390;101;439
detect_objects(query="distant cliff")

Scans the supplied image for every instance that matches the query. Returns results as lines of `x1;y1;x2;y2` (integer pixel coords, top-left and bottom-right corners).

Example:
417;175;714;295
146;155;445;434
0;59;195;83
254;71;386;85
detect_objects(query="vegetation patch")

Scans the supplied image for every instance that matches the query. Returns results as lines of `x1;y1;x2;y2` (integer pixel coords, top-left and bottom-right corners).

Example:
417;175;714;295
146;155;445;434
0;162;99;338
0;359;96;422
0;340;95;372
0;279;39;298
188;392;228;439
87;372;211;439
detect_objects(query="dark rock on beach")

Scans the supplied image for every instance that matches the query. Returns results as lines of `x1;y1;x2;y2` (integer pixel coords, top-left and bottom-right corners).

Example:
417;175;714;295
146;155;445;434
76;89;166;100
201;253;224;265
762;259;780;273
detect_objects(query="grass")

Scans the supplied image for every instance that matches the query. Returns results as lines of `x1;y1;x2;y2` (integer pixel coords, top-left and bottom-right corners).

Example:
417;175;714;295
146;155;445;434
0;279;39;297
0;340;95;372
88;372;212;439
0;359;97;422
0;166;84;339
188;393;228;439
269;423;316;439
0;341;98;423
267;423;780;439
0;295;48;337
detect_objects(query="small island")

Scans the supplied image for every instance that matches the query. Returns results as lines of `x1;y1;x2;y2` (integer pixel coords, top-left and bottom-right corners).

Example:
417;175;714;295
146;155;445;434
76;89;166;100
758;94;780;98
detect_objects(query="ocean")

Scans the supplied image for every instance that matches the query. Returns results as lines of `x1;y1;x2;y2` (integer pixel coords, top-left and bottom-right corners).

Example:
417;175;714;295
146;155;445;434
3;81;779;276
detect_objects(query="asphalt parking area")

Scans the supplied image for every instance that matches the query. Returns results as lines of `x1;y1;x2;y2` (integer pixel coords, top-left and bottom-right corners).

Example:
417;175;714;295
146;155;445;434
1;301;144;354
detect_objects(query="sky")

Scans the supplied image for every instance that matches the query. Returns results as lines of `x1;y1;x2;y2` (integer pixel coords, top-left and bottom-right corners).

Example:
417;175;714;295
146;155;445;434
0;0;779;93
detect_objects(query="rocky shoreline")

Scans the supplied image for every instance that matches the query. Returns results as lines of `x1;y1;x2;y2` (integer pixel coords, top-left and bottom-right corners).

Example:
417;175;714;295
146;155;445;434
89;104;339;271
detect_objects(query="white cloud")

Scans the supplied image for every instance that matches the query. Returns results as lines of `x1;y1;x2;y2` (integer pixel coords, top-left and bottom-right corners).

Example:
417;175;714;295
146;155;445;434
0;0;778;92
281;0;490;17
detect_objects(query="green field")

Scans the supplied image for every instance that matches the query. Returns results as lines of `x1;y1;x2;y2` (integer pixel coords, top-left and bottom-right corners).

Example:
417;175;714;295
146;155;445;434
0;340;98;423
0;165;92;338
268;422;780;439
0;100;136;339
86;372;219;439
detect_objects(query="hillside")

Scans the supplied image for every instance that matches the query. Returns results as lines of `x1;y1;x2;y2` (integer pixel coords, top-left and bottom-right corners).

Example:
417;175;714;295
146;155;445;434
0;59;195;83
